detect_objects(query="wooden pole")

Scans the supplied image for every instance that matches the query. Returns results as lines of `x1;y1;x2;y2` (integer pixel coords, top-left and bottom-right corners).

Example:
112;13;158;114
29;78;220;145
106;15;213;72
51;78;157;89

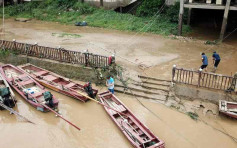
100;0;103;7
187;8;192;26
172;65;176;82
41;103;81;131
178;0;184;36
220;0;231;42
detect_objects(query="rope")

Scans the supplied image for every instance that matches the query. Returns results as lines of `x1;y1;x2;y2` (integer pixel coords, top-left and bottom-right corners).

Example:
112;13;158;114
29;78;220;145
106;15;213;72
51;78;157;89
223;26;237;41
122;2;167;47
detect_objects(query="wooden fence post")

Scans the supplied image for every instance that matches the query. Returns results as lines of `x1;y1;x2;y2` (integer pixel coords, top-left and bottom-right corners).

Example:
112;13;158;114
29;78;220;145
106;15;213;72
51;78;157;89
172;65;176;82
58;46;62;62
198;68;202;87
84;50;89;66
13;39;17;52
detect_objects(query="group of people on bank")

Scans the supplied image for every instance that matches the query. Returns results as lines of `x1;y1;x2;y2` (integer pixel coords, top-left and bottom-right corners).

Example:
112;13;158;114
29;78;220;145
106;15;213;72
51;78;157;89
200;51;221;72
104;51;222;94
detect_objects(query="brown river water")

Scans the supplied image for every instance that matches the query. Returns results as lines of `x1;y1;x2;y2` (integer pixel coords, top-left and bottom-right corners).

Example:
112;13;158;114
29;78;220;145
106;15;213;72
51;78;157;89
1;89;237;148
0;19;237;148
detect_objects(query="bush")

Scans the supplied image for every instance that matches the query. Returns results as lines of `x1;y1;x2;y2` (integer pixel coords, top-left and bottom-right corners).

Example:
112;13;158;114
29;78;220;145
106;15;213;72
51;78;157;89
72;2;96;14
165;2;188;23
136;0;165;17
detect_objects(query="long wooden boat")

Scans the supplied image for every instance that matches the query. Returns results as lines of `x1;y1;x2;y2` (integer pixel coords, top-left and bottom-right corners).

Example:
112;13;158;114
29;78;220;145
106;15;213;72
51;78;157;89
0;64;59;112
18;63;98;102
0;72;17;110
219;100;237;119
98;91;165;148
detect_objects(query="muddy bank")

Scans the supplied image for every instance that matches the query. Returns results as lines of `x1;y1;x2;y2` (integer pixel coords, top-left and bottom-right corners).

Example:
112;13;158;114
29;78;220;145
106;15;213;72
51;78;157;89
1;19;236;81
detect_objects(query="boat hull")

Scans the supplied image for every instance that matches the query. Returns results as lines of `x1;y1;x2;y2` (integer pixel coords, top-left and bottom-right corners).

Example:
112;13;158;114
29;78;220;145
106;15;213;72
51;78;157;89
219;100;237;119
19;64;98;102
98;91;165;148
0;64;59;112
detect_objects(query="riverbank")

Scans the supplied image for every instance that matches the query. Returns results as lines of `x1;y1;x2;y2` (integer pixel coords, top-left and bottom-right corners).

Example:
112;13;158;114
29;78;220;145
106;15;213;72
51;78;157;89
0;1;190;36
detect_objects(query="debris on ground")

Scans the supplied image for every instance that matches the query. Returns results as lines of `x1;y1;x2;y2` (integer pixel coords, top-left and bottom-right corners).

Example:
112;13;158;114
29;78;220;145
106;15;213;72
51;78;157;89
15;18;31;22
75;21;87;26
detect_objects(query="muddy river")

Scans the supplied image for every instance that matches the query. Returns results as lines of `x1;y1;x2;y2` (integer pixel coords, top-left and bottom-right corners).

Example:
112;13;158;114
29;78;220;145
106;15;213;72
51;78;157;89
1;88;237;148
0;19;237;148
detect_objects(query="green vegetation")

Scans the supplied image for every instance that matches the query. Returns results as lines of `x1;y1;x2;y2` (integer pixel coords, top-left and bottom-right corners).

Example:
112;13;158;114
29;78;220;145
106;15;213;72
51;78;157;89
0;0;190;35
187;112;199;120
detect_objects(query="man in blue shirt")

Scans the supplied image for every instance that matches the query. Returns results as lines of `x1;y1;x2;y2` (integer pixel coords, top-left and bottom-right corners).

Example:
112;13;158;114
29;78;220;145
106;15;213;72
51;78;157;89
200;53;208;71
212;51;221;71
106;76;114;94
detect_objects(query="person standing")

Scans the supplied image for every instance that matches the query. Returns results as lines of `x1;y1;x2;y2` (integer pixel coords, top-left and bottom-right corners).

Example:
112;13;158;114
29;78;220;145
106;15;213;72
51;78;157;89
106;76;114;94
200;53;208;71
212;51;221;72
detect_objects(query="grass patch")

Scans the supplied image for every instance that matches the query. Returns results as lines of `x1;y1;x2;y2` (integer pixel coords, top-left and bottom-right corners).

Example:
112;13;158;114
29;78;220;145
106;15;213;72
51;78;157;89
187;112;199;120
52;32;81;38
0;1;191;36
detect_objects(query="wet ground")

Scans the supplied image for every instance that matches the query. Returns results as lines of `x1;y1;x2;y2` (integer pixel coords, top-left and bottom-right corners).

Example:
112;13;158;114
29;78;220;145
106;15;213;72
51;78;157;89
0;19;237;148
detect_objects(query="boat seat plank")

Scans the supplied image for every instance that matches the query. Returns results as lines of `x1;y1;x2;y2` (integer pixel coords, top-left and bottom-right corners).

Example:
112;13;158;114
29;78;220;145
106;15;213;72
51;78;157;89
228;109;237;112
18;74;29;81
122;122;146;143
32;90;44;98
43;75;58;81
117;105;127;112
127;116;153;139
65;82;76;88
18;79;34;86
34;71;49;77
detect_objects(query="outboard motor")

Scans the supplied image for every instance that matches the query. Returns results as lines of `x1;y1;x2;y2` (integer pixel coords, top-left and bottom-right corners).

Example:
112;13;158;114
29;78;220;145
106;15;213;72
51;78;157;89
0;87;15;110
43;91;54;108
84;82;95;99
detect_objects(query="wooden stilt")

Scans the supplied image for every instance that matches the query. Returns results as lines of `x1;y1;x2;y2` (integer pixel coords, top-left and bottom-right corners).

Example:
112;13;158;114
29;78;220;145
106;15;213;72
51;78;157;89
100;0;103;7
187;8;192;26
220;0;231;42
178;0;184;36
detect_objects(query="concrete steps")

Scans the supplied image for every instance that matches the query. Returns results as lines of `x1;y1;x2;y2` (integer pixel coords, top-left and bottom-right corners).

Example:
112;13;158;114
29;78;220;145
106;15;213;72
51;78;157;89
114;87;167;101
114;75;171;101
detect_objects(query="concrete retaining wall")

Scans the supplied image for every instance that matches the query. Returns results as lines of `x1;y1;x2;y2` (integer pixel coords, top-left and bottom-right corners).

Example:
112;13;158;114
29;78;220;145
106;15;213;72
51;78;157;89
173;83;237;104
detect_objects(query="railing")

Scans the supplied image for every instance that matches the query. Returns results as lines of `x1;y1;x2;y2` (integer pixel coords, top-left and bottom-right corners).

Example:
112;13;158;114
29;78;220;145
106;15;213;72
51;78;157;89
172;66;236;91
0;40;112;68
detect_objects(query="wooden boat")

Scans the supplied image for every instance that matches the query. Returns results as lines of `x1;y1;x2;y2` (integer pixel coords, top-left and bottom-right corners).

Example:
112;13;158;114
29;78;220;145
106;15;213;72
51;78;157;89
0;72;17;110
18;63;98;102
0;64;59;112
219;100;237;119
98;91;165;148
